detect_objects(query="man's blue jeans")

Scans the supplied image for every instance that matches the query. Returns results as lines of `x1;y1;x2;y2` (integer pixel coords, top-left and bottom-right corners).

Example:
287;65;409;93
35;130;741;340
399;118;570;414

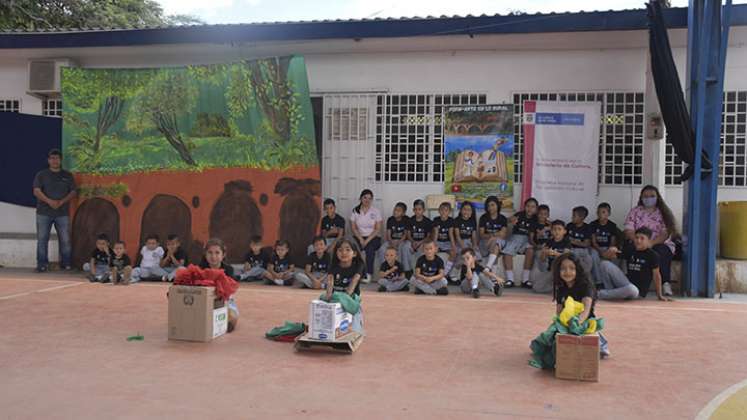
36;214;72;269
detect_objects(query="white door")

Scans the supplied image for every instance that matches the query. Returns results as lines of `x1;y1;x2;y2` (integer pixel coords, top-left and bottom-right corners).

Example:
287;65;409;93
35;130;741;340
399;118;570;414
321;94;383;221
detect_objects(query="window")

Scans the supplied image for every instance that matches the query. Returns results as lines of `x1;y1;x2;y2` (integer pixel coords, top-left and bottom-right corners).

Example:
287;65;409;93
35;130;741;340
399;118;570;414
375;93;487;182
512;91;645;185
0;99;20;113
666;90;747;187
43;99;63;117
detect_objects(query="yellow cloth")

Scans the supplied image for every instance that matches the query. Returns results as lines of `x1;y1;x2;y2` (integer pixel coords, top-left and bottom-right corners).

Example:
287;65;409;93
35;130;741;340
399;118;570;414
558;296;597;334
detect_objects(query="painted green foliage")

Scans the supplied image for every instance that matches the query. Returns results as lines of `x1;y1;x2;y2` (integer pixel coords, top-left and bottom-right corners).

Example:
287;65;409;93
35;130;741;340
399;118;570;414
62;56;317;174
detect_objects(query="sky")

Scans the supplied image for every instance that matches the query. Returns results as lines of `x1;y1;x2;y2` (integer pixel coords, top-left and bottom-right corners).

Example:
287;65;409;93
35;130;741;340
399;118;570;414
156;0;715;24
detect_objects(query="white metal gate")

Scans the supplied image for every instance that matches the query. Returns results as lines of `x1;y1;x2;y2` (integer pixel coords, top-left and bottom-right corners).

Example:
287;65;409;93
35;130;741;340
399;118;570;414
320;94;383;219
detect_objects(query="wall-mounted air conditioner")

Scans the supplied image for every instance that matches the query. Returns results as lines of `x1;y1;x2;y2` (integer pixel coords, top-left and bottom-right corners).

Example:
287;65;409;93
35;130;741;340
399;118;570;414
27;59;76;96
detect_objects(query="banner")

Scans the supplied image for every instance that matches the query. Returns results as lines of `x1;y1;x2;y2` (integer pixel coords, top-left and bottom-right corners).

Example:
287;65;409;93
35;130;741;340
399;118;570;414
444;104;514;210
62;57;320;267
521;101;600;221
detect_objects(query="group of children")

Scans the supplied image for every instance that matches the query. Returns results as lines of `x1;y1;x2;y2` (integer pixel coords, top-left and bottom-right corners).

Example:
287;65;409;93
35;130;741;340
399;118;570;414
83;195;670;303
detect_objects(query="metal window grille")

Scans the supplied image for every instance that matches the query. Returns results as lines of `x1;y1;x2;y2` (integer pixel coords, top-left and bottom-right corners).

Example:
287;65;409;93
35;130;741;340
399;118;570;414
0;99;20;113
375;93;487;182
665;90;747;186
512;91;645;185
43;99;63;117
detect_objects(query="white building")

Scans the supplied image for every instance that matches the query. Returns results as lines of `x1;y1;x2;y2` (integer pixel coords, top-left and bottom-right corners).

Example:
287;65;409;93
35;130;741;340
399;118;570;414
1;6;746;267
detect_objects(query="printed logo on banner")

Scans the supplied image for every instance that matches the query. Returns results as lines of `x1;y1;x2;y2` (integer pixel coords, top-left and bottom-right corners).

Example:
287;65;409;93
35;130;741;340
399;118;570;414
534;113;585;126
524;113;535;124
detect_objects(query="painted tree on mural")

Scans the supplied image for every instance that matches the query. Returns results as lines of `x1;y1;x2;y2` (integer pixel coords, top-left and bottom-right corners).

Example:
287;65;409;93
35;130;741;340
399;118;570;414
126;70;198;165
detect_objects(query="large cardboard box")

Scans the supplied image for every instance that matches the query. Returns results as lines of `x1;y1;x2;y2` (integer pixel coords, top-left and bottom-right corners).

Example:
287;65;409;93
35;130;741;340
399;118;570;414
308;300;353;341
555;333;600;382
168;285;228;342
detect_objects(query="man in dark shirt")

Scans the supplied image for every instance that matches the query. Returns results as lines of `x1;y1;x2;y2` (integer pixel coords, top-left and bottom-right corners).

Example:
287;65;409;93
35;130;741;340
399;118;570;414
33;149;77;272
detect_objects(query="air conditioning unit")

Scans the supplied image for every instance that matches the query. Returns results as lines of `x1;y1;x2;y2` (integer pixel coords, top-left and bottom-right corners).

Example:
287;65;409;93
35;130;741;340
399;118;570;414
27;59;75;96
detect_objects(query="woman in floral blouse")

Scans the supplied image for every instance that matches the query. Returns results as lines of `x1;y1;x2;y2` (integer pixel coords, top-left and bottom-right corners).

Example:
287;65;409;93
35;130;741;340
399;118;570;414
622;185;678;296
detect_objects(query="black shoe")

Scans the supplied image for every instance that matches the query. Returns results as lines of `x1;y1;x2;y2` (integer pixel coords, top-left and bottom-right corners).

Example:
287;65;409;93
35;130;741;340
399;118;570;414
35;266;48;273
283;279;294;286
87;274;98;282
436;287;449;296
494;284;504;297
414;288;425;295
471;288;480;299
62;266;73;271
521;281;533;289
504;280;515;288
378;285;387;292
405;271;413;279
401;285;411;292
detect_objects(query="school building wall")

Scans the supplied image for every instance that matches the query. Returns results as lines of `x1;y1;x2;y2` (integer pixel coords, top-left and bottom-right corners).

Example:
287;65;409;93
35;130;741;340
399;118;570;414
1;27;746;266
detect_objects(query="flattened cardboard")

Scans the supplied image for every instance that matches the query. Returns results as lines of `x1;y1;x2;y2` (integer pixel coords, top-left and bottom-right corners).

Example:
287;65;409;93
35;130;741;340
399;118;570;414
168;285;227;342
295;332;364;354
555;333;600;382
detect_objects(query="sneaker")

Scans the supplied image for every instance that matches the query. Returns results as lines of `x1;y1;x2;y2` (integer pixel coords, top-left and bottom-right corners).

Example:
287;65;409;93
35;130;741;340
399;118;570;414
377;285;387;292
35;266;48;273
361;274;371;284
504;280;515;288
471;288;480;299
62;266;73;271
87;274;98;283
436;287;449;296
521;281;533;289
283;279;294;286
494;284;504;297
401;285;411;292
414;288;425;295
663;282;673;296
600;348;611;358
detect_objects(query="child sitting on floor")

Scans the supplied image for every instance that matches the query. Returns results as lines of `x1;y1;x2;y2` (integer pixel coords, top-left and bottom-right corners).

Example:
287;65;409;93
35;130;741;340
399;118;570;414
295;236;330;289
264;240;295;286
198;238;239;330
480;196;509;270
309;198;346;254
531;220;572;294
552;253;609;357
590;202;621;282
240;236;269;282
84;233;112;283
109;240;132;285
325;239;366;334
565;206;594;274
410;240;449;295
431;202;457;279
459;248;503;299
159;234;187;282
378;246;409;293
131;234;165;282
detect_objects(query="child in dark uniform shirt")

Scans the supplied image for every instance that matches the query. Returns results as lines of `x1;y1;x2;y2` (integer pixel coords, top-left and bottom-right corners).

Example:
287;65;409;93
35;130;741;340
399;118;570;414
431;202;457;276
408;199;432;269
503;197;539;288
84;233;112;283
324;239;366;334
379;202;413;274
480;196;509;270
540;220;572;272
459;248;503;299
377;247;409;292
589;202;621;282
241;236;269;281
565;206;594;275
410;240;449;295
295;236;331;289
109;241;132;285
311;198;346;254
264;240;295;286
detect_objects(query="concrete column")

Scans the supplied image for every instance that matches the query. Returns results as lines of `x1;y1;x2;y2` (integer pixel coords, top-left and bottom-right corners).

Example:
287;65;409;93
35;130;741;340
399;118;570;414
643;52;667;196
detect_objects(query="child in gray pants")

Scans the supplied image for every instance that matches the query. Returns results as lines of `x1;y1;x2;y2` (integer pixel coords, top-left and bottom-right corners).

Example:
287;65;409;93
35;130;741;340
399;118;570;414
240;236;269;282
295;236;330;289
377;247;409;292
459;248;504;298
410;241;449;295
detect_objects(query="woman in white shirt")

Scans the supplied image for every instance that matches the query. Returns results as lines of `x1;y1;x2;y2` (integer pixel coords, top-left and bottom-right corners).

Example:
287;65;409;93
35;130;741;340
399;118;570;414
350;189;383;279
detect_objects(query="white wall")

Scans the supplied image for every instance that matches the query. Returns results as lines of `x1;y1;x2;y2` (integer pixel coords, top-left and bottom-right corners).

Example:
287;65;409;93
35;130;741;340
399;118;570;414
1;29;747;266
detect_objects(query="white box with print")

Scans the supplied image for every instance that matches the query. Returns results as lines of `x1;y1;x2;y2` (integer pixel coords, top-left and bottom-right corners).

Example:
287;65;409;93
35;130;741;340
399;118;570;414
308;300;353;341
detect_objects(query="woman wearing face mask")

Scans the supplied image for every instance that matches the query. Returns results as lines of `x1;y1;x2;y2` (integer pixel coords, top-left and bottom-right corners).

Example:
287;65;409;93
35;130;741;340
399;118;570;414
618;185;678;296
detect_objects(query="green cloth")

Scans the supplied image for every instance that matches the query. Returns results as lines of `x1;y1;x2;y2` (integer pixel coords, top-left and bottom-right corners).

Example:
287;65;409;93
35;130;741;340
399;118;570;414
528;315;605;369
319;291;361;314
265;321;306;338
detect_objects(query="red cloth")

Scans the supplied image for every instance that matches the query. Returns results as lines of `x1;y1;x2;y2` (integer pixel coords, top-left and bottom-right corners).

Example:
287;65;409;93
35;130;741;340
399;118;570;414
174;264;239;301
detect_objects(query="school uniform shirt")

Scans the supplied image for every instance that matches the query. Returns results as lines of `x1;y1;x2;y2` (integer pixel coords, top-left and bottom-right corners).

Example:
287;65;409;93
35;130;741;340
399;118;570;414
545;237;572;269
460;263;486;281
556;281;596;318
454;217;477;241
198;259;236;279
409;216;432;242
350;206;383;237
379;260;404;280
91;248;112;266
479;213;509;236
533;221;552;246
415;255;445;277
321;214;346;237
512;211;537;236
139;246;164;268
270;253;292;273
565;222;594;248
307;252;331;273
386;216;410;240
163;247;188;268
110;254;132;270
589;220;619;248
432;217;454;243
329;261;366;296
244;249;269;269
625;248;660;296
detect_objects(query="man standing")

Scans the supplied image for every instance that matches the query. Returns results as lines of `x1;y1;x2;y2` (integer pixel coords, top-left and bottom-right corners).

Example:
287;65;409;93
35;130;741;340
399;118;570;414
33;149;76;272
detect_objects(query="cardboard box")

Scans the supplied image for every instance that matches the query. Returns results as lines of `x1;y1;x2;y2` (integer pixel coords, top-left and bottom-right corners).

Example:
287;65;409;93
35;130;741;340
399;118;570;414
308;300;353;341
168;285;228;342
295;332;364;354
555;333;600;382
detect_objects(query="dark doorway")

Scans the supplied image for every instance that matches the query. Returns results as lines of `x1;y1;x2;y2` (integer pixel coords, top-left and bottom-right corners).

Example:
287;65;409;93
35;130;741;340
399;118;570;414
209;180;263;264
